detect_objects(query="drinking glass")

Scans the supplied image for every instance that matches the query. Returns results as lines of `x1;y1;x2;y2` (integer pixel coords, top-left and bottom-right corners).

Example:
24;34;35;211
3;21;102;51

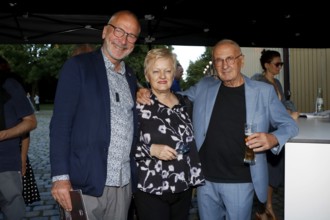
244;123;257;165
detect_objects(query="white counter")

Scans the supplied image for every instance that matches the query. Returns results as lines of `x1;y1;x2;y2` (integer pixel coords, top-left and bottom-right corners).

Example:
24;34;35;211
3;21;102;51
289;116;330;143
285;116;330;220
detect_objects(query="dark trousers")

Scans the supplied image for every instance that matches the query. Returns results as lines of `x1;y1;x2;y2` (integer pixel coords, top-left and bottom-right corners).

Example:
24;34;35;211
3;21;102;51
127;196;138;220
134;188;192;220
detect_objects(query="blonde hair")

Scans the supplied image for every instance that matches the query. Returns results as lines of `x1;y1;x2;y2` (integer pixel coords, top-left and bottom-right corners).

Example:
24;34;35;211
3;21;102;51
144;48;177;76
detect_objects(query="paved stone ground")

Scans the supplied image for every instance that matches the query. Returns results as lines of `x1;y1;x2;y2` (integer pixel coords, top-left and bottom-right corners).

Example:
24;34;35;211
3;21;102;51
0;110;284;220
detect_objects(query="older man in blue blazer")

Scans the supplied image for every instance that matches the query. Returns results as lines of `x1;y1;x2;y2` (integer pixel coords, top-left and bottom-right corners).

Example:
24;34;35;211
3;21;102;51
136;39;298;220
180;39;299;220
50;10;141;220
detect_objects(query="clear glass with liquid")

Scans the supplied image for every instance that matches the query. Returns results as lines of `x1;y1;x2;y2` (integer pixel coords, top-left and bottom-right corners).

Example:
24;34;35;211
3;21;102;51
315;87;324;114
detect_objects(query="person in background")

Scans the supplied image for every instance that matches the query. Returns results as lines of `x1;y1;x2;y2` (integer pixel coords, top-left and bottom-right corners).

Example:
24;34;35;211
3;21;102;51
170;62;184;92
251;49;299;220
20;134;29;177
34;94;40;112
49;10;140;220
26;92;34;110
21;93;40;206
137;39;299;220
251;50;299;120
1;56;40;207
0;56;37;219
134;48;204;220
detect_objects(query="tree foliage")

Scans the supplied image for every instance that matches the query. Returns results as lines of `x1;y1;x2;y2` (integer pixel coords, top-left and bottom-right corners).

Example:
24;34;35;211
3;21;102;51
182;47;212;90
0;44;96;99
0;43;203;102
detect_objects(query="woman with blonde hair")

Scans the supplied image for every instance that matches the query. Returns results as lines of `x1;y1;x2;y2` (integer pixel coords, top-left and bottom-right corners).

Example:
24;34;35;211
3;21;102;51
134;48;205;220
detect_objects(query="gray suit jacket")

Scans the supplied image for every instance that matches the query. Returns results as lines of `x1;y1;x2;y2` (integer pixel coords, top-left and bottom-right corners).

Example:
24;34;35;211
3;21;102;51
181;75;299;202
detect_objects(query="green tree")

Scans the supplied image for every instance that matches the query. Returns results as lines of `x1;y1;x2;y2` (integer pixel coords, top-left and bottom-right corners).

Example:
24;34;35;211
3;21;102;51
0;43;182;102
0;44;80;101
182;47;212;90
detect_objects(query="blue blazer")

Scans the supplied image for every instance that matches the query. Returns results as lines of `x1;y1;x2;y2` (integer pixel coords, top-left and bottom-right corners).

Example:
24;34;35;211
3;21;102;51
49;49;138;197
181;75;298;202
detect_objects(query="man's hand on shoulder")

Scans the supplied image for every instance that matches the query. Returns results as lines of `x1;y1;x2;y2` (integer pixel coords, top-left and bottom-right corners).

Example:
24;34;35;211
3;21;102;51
137;88;151;105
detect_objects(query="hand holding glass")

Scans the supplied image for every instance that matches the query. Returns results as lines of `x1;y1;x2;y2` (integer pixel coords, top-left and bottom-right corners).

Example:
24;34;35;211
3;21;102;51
244;123;257;165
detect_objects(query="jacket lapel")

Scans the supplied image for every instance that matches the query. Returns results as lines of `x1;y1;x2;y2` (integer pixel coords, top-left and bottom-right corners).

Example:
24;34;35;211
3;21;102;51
244;76;258;124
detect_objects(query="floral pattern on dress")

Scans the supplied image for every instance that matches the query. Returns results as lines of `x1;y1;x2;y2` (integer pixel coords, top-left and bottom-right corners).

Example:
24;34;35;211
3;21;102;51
135;94;205;195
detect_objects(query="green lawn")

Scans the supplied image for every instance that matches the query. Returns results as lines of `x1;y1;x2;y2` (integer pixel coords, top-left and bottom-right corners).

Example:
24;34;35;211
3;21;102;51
40;103;54;110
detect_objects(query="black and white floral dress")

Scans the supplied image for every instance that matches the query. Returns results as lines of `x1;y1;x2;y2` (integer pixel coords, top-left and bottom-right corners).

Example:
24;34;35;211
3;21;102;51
135;93;205;195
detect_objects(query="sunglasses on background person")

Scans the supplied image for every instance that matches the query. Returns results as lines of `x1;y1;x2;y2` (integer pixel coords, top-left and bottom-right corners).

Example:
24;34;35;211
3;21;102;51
272;62;284;67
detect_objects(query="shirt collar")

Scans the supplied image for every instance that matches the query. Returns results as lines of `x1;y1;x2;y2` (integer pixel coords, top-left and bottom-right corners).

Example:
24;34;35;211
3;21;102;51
101;51;126;75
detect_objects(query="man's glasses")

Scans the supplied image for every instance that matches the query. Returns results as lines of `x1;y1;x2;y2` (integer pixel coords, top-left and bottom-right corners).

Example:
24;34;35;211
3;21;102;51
272;62;284;68
213;54;243;67
107;24;138;44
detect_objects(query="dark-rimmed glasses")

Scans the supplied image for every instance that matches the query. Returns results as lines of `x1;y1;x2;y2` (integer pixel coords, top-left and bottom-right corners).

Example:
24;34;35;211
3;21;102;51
272;62;284;68
213;54;243;67
107;24;138;44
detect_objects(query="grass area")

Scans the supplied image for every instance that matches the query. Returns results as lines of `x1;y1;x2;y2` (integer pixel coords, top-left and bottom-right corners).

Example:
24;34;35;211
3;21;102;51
40;103;54;110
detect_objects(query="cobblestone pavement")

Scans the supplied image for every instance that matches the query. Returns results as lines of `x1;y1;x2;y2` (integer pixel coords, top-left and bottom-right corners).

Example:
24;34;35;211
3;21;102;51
0;110;284;220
